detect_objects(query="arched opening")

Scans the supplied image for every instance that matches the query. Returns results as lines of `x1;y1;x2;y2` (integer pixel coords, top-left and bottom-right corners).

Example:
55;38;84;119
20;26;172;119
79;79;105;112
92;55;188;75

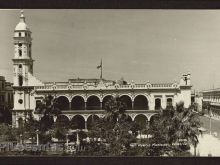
134;95;149;110
57;96;69;110
19;49;22;56
150;114;160;126
71;96;85;110
87;96;100;110
70;115;85;130
18;118;23;128
134;114;147;130
155;98;161;110
87;115;100;130
19;64;22;69
167;98;173;108
120;95;132;110
18;75;23;86
55;115;70;128
102;95;113;110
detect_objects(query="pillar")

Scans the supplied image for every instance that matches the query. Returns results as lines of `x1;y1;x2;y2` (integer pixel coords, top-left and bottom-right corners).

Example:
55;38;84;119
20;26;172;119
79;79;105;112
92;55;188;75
146;119;150;129
69;102;71;110
132;100;134;110
149;98;155;110
161;96;166;109
100;102;102;110
85;121;87;130
85;102;87;110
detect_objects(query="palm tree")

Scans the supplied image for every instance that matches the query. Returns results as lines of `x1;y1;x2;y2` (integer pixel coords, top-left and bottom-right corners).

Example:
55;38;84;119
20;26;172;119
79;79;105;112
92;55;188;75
86;96;138;156
35;95;61;132
150;101;201;156
104;96;128;123
33;95;62;143
172;102;201;156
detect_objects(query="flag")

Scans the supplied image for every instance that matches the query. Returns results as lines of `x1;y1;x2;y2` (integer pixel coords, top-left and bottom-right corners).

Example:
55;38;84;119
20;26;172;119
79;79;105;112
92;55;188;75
97;59;102;69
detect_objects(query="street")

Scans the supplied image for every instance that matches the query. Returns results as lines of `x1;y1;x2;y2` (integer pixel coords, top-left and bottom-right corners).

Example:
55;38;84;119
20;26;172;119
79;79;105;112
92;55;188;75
189;115;220;156
200;115;220;140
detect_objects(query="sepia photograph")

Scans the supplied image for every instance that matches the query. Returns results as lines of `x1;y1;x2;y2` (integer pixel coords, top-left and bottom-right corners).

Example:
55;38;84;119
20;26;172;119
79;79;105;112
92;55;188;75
0;9;220;159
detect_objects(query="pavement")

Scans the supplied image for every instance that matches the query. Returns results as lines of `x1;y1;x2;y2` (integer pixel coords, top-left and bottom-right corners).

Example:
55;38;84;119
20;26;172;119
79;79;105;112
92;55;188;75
190;134;220;157
189;114;220;156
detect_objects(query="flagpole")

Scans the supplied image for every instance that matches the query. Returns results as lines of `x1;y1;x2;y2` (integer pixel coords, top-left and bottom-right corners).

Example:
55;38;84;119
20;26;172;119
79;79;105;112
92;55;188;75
100;59;102;80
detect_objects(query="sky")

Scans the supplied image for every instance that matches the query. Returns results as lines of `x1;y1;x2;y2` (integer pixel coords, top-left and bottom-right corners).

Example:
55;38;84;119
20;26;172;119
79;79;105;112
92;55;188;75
1;9;220;91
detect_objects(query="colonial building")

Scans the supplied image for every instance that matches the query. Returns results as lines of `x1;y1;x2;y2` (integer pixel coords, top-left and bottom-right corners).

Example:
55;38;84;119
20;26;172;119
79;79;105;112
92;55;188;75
202;89;220;117
0;76;13;110
12;11;192;128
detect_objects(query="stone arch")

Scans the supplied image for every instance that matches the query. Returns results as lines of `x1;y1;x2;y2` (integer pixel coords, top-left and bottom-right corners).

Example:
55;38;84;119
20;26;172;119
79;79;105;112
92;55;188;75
57;96;70;110
87;115;100;130
102;95;114;110
71;96;85;110
120;95;132;110
57;94;71;102
70;115;85;130
86;95;101;110
133;95;149;110
134;114;148;130
155;98;161;110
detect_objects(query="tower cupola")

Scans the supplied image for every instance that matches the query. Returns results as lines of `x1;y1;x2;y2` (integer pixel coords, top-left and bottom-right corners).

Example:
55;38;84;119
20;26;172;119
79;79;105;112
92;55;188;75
15;10;30;31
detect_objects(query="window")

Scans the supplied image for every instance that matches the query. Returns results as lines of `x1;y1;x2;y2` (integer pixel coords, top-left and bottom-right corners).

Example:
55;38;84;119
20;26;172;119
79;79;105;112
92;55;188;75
167;98;173;107
19;49;22;56
19;32;21;37
18;99;23;104
18;43;22;47
18;118;23;128
155;98;161;110
18;75;23;86
18;64;22;73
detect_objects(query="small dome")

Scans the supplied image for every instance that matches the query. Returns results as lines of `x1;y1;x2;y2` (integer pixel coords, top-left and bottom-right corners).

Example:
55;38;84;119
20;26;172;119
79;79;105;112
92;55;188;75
15;10;30;31
15;22;29;31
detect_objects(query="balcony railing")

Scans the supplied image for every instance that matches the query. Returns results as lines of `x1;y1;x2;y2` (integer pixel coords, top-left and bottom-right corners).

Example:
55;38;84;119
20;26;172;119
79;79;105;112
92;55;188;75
34;82;178;91
61;109;159;114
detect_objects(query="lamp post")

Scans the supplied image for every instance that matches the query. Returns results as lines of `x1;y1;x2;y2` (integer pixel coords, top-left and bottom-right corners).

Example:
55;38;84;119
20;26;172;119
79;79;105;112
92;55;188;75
209;106;212;135
36;129;39;146
19;134;22;144
66;133;69;146
66;133;69;152
76;129;80;151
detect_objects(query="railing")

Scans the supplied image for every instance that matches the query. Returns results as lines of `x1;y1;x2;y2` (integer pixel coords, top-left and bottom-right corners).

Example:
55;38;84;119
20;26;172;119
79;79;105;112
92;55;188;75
34;82;177;91
61;109;159;114
135;84;146;88
151;83;173;88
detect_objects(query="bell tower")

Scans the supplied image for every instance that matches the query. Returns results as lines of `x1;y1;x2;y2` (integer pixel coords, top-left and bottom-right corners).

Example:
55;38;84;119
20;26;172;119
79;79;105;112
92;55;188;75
12;10;34;127
13;10;33;87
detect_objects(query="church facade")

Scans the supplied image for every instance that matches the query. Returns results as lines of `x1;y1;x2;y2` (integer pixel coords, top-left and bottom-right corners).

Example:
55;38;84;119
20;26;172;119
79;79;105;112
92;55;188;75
12;11;192;128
